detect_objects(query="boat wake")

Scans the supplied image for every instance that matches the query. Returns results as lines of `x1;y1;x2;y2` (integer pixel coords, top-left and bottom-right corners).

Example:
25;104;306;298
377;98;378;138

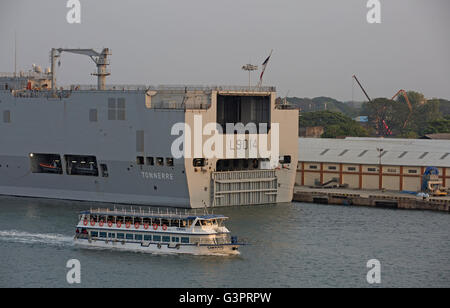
0;230;73;247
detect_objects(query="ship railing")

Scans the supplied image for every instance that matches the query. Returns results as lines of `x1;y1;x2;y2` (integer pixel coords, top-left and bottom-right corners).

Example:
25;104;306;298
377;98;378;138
88;206;212;219
63;84;275;93
0;72;51;79
212;169;277;181
64;84;147;91
11;89;72;99
150;101;211;110
150;85;276;92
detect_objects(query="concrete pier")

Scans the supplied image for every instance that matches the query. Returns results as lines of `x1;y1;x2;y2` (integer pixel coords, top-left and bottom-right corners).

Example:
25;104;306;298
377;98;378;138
293;186;450;213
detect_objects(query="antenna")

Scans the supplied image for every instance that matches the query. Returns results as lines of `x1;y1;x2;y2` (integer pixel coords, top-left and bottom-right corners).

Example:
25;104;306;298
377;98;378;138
14;31;17;77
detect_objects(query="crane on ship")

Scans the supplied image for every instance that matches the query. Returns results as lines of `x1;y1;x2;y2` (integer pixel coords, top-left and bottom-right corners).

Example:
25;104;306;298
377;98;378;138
352;74;392;136
50;48;111;91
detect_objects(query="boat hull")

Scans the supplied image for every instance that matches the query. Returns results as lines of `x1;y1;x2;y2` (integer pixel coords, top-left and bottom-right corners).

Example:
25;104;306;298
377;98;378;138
74;238;241;256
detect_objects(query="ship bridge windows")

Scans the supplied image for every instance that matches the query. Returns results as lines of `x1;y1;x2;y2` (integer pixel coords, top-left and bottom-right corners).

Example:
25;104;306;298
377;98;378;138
30;153;63;174
217;95;270;134
65;155;99;176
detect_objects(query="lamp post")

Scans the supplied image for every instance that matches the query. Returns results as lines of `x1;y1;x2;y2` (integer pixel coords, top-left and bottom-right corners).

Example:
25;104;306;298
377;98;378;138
377;148;384;190
241;64;258;88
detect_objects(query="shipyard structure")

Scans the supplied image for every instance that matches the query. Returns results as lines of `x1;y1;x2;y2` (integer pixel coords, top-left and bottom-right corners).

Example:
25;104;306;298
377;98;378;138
0;48;299;208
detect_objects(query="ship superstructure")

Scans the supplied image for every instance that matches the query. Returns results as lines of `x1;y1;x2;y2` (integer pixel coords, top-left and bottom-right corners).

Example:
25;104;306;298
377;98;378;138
0;48;298;208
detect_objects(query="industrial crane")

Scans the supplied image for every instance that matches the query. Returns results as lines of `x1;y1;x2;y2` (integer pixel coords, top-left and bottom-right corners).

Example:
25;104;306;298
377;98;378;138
391;89;413;129
50;48;111;90
352;75;392;136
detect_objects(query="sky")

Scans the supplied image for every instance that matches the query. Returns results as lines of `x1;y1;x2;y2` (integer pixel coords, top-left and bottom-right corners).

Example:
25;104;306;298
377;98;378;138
0;0;449;101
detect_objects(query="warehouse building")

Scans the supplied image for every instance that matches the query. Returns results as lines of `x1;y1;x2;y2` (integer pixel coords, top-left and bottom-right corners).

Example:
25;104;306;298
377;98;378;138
297;138;450;192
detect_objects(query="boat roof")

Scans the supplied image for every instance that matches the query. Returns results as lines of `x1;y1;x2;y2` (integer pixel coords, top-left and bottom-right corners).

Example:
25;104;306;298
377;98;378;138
81;208;228;221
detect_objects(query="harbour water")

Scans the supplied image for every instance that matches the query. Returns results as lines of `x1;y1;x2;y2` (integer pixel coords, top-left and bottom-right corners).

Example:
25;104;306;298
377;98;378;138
0;196;448;288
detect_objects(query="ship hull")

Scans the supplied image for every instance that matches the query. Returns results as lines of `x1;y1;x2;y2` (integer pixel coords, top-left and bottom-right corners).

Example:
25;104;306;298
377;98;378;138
0;86;298;208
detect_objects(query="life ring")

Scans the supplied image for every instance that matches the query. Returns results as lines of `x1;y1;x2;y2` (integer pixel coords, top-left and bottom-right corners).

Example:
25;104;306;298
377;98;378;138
108;221;113;227
83;219;88;226
144;223;149;230
134;222;140;229
90;220;96;226
162;224;168;231
126;222;131;229
99;220;104;227
153;224;158;230
116;221;122;228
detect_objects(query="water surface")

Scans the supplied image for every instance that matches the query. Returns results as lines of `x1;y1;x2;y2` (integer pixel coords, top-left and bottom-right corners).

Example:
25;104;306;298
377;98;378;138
0;196;448;287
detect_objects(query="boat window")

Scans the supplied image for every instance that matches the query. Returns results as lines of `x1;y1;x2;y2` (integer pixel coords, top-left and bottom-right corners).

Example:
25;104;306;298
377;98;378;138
153;235;161;242
172;237;180;243
162;236;170;243
100;232;107;238
135;234;143;241
108;98;126;121
126;234;133;240
65;155;99;176
216;159;262;172
117;233;124;239
91;231;99;238
170;220;180;227
195;221;201;226
108;98;117;120
166;158;174;167
279;155;292;164
156;157;164;166
30;153;63;175
146;157;154;166
117;98;126;121
136;156;144;165
193;158;206;167
144;235;152;241
161;219;170;226
181;237;190;244
108;233;116;238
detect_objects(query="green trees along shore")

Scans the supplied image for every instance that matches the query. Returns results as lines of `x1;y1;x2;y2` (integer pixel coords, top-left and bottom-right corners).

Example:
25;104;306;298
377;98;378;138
294;92;450;138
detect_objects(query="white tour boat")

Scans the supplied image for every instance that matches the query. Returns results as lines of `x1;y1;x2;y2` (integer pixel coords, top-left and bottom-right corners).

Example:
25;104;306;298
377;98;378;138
74;207;243;255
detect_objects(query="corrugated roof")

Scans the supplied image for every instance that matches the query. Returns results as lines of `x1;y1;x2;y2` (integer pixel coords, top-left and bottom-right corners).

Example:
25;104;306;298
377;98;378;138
298;137;450;167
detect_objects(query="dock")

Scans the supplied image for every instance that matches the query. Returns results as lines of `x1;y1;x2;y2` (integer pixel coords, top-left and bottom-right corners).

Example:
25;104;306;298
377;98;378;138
293;186;450;213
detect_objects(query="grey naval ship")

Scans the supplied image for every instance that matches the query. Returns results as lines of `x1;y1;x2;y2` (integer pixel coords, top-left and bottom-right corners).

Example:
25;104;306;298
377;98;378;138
0;48;298;208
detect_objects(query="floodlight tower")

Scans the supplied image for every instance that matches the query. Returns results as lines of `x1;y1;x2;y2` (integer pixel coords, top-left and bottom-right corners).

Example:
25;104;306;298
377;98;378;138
241;64;258;87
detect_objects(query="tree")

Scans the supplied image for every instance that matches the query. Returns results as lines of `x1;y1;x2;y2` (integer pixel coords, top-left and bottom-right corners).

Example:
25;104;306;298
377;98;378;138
425;116;450;134
300;110;368;138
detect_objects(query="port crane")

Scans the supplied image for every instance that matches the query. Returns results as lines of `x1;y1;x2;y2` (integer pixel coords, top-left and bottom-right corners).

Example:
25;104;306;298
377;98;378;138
391;89;413;129
50;48;111;90
352;75;392;136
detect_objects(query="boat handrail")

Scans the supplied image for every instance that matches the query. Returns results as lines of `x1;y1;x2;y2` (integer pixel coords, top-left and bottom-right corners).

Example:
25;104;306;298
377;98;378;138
85;206;223;220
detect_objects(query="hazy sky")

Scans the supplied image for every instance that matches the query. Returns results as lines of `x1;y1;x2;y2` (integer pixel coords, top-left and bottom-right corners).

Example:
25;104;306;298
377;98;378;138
0;0;449;101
